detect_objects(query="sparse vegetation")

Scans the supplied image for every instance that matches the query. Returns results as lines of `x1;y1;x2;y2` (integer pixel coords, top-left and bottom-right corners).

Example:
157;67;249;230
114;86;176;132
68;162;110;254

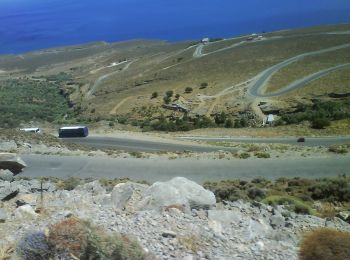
0;79;74;127
204;176;350;216
299;228;350;260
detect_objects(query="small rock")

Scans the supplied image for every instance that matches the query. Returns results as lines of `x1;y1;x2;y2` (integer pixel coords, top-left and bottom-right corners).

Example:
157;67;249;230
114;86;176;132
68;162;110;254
0;208;7;222
336;211;350;223
270;215;285;229
15;204;38;218
162;230;177;238
0;181;19;201
0;169;14;182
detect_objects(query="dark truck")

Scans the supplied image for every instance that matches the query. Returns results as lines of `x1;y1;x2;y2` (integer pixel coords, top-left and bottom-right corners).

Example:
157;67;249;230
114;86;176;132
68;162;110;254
58;126;89;138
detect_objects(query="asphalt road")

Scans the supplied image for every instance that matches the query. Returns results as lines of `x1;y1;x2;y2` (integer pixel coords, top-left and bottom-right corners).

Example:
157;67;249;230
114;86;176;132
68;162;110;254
179;136;350;147
21;154;350;184
60;136;237;152
248;43;350;97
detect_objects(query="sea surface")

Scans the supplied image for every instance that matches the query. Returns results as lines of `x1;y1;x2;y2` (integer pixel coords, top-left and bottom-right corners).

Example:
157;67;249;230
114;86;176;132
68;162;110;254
0;0;350;54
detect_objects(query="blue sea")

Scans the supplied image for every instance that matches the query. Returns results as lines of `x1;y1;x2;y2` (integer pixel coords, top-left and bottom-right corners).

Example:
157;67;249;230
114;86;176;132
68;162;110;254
0;0;350;54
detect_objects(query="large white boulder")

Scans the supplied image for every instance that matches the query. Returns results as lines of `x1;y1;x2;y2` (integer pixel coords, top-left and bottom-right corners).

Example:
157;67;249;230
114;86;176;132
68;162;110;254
138;177;216;212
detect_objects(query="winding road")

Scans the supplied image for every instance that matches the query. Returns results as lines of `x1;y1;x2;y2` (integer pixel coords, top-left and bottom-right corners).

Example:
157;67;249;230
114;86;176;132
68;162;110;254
248;43;350;97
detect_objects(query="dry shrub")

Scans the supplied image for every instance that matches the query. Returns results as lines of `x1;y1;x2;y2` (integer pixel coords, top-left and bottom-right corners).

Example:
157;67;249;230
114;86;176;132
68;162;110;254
48;217;148;260
48;217;89;259
299;228;350;260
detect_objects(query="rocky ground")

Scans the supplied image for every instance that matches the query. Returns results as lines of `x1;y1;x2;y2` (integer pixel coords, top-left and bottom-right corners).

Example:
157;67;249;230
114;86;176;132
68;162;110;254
1;175;350;259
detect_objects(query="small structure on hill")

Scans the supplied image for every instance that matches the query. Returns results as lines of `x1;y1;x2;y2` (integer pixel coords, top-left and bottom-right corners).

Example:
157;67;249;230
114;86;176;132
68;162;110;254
201;38;210;44
162;103;189;113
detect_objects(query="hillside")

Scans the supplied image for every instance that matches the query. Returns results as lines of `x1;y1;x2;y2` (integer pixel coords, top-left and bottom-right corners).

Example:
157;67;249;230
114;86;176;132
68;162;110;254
1;23;350;133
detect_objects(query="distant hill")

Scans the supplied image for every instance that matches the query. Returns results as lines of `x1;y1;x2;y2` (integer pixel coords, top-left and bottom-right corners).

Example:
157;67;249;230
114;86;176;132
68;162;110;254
0;23;350;132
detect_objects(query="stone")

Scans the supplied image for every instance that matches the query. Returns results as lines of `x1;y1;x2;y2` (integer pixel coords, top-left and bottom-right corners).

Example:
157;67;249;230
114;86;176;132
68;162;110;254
76;180;106;195
0;153;26;174
0;169;14;182
111;182;148;211
336;211;350;223
167;177;216;210
270;215;285;229
138;181;190;213
208;210;245;225
15;204;38;218
0;208;7;222
0;181;19;201
138;177;215;213
162;230;177;238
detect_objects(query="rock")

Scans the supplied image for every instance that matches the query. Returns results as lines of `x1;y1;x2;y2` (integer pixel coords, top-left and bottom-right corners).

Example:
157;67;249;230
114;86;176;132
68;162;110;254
336;211;350;223
76;180;106;195
0;169;14;182
15;204;38;218
0;208;7;222
111;182;148;212
208;210;245;225
168;177;216;210
139;177;215;213
162;230;177;238
270;215;285;229
139;181;190;213
0;181;19;201
0;153;26;174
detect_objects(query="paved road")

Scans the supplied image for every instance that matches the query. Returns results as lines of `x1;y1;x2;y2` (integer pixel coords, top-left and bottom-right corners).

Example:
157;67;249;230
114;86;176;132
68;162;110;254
248;43;350;97
60;136;237;152
21;154;350;184
179;136;350;147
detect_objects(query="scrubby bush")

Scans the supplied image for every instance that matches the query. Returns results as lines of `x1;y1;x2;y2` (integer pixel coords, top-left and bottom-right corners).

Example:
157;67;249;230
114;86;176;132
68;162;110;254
151;92;158;99
262;195;313;215
163;96;171;104
17;231;50;260
309;178;350;202
254;152;270;158
299;228;350;260
199;82;208;89
239;152;250;159
328;144;348;154
247;188;266;200
48;217;147;260
185;87;193;93
56;177;81;191
165;90;174;97
311;116;330;129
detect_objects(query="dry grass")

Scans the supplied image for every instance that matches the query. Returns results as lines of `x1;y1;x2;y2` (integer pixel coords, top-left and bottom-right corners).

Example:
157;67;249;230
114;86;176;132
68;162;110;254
0;244;14;260
299;228;350;260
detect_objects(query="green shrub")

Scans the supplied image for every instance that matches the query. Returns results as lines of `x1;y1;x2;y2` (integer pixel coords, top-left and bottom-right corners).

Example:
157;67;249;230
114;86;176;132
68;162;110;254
199;82;208;89
163;96;171;104
185;87;193;93
151;92;158;99
311;116;330;129
239;152;250;159
247;188;266;200
255;152;270;158
165;90;174;97
299;228;350;260
262;195;313;215
309;178;350;202
328;144;348;154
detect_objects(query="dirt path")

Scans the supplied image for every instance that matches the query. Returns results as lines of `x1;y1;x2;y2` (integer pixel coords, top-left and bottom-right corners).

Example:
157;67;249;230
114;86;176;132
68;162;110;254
109;96;133;115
